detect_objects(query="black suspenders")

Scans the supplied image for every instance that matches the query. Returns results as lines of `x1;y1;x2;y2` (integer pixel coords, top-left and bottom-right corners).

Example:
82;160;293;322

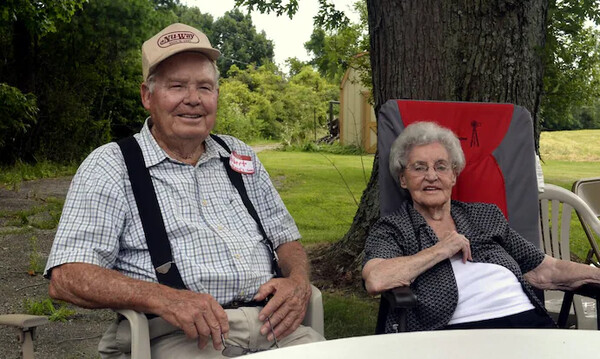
208;134;283;278
117;135;281;290
117;137;187;289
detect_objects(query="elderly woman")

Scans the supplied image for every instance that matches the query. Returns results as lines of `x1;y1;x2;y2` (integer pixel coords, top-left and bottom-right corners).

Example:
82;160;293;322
362;121;600;333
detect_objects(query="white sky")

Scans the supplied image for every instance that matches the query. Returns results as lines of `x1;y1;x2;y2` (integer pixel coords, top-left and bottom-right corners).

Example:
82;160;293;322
182;0;360;70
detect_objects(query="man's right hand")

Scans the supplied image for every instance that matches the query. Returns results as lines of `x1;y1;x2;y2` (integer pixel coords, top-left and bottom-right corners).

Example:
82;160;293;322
154;289;230;350
48;263;229;351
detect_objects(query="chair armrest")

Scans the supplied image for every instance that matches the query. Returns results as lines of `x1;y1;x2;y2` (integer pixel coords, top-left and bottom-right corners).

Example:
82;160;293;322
382;286;418;309
0;314;49;359
114;309;151;359
376;286;417;334
0;314;48;330
556;283;600;329
302;284;324;337
571;283;600;299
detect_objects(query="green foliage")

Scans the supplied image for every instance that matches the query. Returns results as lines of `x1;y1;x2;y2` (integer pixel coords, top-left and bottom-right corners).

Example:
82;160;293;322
305;1;369;83
23;298;76;322
0;0;86;37
282;141;366;155
217;64;337;143
542;0;600;130
0;160;77;188
235;0;348;30
0;83;38;162
212;8;274;76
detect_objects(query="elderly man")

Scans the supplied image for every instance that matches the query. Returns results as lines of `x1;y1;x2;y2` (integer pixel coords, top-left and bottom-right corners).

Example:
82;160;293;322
44;23;323;358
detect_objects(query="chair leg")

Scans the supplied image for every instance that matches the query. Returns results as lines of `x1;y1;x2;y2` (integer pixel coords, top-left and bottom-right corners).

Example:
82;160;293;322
596;297;600;331
557;292;575;328
19;328;36;359
397;309;407;333
375;297;389;334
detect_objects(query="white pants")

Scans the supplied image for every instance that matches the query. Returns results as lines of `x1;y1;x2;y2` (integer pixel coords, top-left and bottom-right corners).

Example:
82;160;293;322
98;307;325;358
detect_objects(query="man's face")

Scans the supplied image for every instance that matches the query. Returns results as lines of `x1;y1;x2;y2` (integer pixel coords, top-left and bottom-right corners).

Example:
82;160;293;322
141;52;218;146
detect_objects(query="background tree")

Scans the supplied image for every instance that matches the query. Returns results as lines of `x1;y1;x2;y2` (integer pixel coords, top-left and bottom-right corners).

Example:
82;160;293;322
212;9;275;76
238;0;549;281
304;0;369;83
217;62;337;142
0;0;87;93
541;0;600;130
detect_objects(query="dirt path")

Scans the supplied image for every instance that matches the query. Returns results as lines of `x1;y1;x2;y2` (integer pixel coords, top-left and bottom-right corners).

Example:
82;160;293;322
0;144;282;358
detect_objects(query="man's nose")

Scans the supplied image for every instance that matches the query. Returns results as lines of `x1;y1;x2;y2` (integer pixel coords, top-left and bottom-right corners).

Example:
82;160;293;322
183;86;201;105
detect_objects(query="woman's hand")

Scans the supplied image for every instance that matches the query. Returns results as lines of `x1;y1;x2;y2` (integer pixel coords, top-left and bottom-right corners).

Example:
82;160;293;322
436;231;472;263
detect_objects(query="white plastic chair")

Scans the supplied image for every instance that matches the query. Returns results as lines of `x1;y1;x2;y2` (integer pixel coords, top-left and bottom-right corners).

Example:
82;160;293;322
117;284;324;358
572;177;600;267
538;183;600;330
0;314;49;359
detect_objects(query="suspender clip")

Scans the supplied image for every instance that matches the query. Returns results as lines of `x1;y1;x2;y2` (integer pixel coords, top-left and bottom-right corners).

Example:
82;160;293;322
155;261;172;274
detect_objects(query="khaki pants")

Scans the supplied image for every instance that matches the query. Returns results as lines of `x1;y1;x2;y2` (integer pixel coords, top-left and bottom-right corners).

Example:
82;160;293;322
98;307;325;358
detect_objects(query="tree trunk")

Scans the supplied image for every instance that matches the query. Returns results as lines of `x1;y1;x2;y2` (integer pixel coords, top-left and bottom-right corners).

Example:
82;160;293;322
314;0;548;284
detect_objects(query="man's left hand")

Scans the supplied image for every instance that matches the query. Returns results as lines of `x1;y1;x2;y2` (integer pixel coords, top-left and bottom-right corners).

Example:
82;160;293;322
253;276;311;340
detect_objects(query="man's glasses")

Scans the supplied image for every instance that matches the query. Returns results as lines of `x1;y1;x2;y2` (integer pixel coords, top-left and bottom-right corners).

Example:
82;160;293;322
221;317;279;357
406;160;453;176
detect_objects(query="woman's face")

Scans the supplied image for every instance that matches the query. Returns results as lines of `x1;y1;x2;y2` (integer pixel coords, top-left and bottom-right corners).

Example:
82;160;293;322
399;142;457;212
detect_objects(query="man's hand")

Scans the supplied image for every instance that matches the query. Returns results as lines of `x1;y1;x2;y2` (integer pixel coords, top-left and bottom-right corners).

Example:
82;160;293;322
254;276;311;341
156;290;229;350
49;263;229;350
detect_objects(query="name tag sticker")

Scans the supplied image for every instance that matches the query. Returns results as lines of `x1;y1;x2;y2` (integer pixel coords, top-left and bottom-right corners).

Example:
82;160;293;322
229;151;255;174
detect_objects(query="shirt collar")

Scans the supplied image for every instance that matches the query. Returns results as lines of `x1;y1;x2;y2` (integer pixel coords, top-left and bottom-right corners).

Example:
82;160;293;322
133;118;168;168
405;200;480;239
133;118;231;169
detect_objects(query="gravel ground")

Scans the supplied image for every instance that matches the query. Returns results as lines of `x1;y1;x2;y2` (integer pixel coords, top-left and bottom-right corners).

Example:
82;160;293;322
0;176;111;359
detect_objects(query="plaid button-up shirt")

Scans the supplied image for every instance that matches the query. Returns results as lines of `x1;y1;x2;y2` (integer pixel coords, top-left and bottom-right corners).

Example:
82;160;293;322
45;120;300;304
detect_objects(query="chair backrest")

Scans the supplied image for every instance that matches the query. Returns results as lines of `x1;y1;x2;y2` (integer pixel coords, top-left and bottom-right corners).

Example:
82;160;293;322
538;184;580;260
378;99;540;247
538;183;600;329
572;177;600;264
573;177;600;217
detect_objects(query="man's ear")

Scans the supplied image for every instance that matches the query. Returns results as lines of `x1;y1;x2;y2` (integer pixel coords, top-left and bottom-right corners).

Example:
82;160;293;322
140;82;151;111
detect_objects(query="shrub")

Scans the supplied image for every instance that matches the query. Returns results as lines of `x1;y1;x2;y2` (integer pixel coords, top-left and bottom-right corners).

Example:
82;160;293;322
0;83;38;163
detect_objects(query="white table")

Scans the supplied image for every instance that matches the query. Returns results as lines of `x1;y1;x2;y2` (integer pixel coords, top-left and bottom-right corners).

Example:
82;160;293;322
248;329;599;358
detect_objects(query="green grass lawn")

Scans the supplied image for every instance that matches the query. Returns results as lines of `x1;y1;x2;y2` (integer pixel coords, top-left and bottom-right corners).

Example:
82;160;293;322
539;129;600;261
258;151;373;246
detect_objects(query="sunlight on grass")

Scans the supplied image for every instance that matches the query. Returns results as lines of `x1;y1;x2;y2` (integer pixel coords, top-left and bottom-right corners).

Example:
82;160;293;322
540;129;600;162
540;160;599;189
258;150;373;245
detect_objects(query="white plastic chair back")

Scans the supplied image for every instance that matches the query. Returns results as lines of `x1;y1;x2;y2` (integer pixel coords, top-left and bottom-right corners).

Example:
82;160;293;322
539;184;600;329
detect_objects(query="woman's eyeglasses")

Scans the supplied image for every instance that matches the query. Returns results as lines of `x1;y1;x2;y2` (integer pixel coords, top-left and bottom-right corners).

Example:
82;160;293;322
221;316;279;357
406;160;453;176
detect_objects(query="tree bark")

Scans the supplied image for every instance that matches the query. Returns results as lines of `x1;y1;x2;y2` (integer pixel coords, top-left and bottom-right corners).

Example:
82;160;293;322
315;0;548;283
